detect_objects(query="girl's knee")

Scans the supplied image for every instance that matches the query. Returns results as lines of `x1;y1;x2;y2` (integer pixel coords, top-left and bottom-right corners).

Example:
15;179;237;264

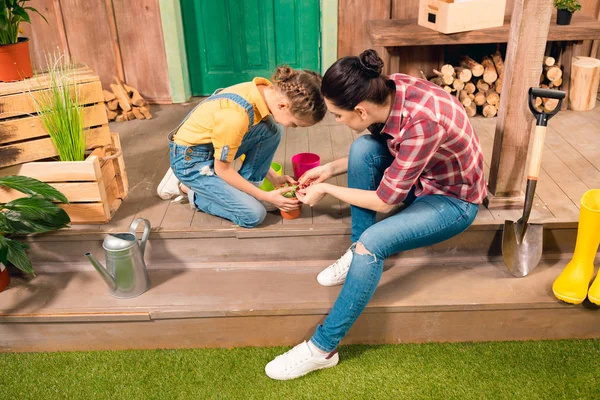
237;204;267;228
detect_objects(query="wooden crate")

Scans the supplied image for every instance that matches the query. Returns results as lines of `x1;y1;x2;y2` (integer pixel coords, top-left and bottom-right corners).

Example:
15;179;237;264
418;0;506;35
0;64;111;168
0;132;128;224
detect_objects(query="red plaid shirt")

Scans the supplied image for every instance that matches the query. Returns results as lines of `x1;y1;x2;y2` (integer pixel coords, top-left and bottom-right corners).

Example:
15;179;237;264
374;74;487;205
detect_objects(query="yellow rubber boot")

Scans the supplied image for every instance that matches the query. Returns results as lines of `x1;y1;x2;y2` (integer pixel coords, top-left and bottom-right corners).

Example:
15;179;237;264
552;189;600;304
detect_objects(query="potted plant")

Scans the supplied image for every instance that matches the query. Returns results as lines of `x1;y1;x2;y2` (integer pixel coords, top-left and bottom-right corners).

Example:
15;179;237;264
0;175;70;291
554;0;581;25
280;183;302;220
0;0;48;82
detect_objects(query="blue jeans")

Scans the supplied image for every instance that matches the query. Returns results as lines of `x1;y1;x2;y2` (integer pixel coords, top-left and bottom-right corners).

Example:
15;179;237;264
311;135;479;352
170;116;283;228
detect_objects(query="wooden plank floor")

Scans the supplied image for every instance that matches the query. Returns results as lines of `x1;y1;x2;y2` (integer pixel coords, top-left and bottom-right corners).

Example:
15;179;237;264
72;102;600;233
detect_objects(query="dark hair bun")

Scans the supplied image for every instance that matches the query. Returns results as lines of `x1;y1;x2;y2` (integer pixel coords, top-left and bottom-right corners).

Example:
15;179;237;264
358;49;384;78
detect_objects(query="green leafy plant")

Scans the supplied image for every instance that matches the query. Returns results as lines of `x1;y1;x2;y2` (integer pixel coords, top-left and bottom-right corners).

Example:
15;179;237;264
31;52;86;161
554;0;582;13
0;0;48;45
0;175;70;275
282;184;298;199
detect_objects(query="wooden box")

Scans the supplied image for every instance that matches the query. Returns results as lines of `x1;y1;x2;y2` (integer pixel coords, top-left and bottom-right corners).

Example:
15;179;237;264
0;132;129;224
0;64;111;168
418;0;506;34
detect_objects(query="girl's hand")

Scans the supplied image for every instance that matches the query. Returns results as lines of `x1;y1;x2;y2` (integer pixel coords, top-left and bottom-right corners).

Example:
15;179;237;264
264;187;301;212
298;164;333;186
269;174;296;188
296;183;327;207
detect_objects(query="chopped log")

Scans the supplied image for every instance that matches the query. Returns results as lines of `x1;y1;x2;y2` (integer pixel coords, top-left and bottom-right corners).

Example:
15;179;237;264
455;67;473;83
544;64;562;82
548;77;562;88
476;79;490;93
468;93;475;101
107;99;119;111
492;51;505;77
441;64;455;76
442;85;454;94
460;56;484;77
459;90;472;107
540;83;550;89
430;77;444;86
464;82;476;94
568;56;600;111
130;90;145;107
131;107;146;120
535;96;543;107
486;90;500;106
110;83;132;112
103;89;116;102
543;98;559;112
115;114;125;122
126;110;135;121
474;91;487;106
139;106;153;119
495;77;503;94
481;56;498;84
105;104;118;121
482;103;498;118
543;56;556;67
123;83;135;95
419;70;427;80
453;78;465;91
433;69;454;85
465;102;477;117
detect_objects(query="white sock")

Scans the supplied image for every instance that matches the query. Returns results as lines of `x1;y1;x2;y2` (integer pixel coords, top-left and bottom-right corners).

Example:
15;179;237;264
307;340;329;358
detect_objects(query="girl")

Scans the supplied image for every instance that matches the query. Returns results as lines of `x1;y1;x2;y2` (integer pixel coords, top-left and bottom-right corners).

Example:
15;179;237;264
265;50;487;380
158;67;326;228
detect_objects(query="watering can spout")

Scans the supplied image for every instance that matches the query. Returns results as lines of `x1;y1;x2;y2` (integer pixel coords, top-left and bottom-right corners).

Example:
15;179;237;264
85;252;117;292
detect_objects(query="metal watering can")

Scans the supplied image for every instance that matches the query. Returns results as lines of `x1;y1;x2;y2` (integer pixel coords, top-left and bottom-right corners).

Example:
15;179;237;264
86;218;151;298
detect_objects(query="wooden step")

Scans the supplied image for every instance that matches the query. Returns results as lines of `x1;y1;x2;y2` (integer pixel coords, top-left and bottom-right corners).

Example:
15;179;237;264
1;259;598;352
21;222;579;272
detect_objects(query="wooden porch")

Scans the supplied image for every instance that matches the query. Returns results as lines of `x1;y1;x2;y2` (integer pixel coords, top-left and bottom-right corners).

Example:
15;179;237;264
56;99;600;235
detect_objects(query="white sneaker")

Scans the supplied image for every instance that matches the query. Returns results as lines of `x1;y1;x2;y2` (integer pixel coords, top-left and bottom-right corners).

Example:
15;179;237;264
157;167;181;199
265;341;339;380
317;248;353;287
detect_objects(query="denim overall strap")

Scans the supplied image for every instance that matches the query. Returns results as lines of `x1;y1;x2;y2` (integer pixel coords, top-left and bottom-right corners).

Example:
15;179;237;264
167;91;255;140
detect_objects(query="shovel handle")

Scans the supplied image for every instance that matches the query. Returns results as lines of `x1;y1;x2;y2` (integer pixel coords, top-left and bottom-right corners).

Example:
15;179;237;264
527;125;546;181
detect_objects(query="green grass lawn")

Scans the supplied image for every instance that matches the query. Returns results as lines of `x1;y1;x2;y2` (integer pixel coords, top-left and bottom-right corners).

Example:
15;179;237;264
1;340;599;399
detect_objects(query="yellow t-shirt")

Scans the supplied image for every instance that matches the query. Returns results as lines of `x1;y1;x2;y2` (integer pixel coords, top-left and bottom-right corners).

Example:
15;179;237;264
173;77;272;163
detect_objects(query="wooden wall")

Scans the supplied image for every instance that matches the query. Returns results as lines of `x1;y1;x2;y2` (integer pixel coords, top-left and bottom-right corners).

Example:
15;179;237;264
338;0;600;76
21;0;171;104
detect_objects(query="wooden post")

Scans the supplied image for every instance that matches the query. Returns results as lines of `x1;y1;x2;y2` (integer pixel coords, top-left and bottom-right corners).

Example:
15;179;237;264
487;0;553;198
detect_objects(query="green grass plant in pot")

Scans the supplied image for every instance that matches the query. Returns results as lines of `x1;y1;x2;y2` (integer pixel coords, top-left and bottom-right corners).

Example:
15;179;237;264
554;0;581;25
0;0;48;81
30;52;86;162
0;176;70;291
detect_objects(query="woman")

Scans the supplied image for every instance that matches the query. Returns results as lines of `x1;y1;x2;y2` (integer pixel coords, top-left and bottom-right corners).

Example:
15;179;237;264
265;50;487;380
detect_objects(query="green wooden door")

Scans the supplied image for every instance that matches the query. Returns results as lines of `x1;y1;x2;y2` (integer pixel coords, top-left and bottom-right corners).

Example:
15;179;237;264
182;0;320;96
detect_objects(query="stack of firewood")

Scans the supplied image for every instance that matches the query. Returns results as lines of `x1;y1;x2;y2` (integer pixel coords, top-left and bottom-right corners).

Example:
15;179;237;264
425;51;563;118
103;78;153;122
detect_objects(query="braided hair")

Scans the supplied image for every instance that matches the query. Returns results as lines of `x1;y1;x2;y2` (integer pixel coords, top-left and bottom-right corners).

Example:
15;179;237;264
272;66;326;124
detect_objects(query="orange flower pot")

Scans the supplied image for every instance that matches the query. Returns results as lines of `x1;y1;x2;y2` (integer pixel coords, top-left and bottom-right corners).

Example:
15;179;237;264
0;38;33;82
280;202;302;220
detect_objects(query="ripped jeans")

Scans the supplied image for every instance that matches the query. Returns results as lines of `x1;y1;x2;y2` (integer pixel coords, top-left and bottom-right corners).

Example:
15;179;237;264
310;135;479;352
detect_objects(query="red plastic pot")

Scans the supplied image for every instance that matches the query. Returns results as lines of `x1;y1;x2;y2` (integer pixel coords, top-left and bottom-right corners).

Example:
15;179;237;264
0;267;10;292
0;37;33;82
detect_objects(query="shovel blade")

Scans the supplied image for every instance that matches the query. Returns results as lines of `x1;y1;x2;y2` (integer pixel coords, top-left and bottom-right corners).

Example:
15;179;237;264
502;220;543;277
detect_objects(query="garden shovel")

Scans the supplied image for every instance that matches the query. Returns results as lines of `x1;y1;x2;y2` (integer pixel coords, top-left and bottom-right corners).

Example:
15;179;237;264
502;87;565;278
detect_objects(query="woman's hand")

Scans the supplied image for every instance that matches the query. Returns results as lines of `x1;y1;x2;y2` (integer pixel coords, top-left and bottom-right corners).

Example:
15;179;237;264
298;164;333;186
269;174;296;187
296;183;328;206
264;187;301;212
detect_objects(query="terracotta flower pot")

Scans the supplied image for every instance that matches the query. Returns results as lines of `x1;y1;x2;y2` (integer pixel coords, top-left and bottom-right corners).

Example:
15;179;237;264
0;37;34;82
0;267;10;292
280;201;302;220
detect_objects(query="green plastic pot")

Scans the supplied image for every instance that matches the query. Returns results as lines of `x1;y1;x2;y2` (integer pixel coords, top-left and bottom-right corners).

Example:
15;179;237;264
260;162;282;191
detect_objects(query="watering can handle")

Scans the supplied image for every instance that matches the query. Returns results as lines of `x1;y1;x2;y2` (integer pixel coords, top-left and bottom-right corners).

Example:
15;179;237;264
129;218;151;258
